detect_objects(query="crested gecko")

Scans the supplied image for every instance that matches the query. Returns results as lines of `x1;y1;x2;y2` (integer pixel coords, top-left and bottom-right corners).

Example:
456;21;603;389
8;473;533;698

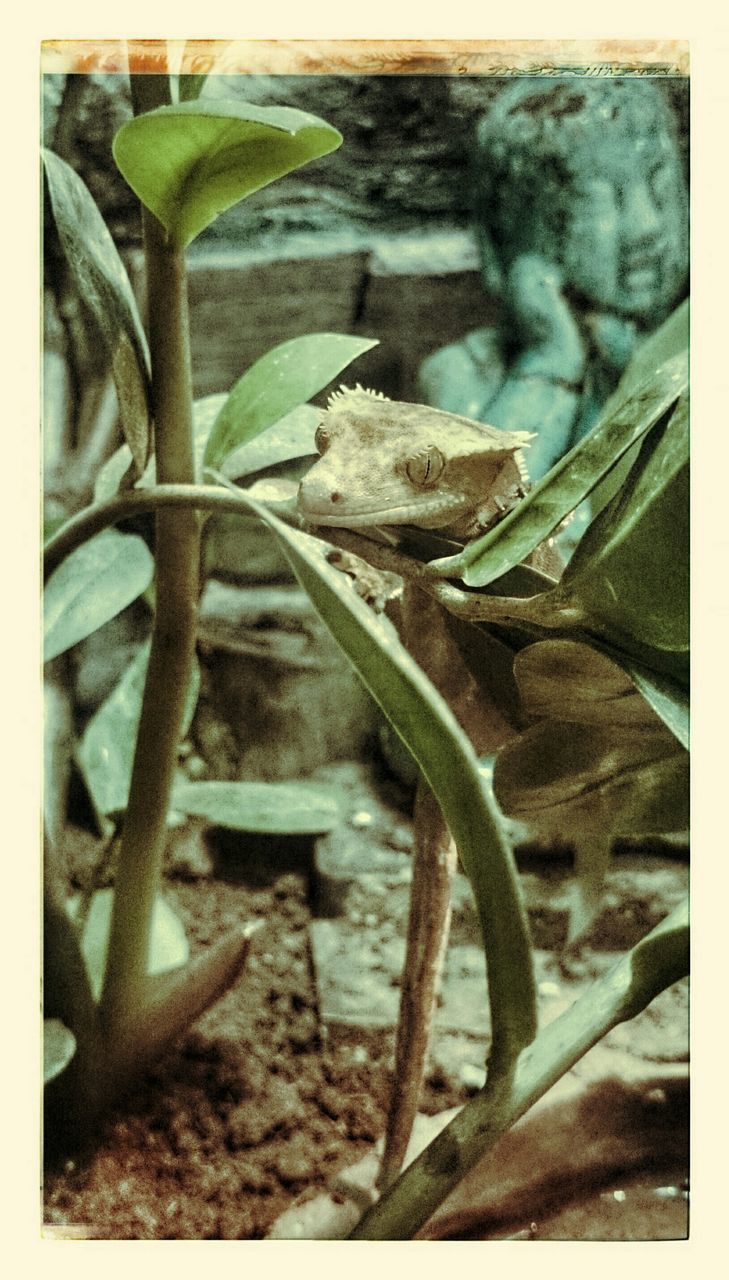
298;385;551;1187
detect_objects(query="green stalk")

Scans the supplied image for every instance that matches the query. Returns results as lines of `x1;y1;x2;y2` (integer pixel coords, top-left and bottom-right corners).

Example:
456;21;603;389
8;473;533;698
98;70;201;1032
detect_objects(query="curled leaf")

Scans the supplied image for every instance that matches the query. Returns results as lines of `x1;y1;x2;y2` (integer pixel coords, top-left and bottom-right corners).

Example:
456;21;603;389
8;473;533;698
44;528;154;663
66;890;189;1001
113;101;343;248
42;149;152;471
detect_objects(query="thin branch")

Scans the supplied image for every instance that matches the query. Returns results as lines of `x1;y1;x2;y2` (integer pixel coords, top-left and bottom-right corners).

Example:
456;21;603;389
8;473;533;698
43;484;298;579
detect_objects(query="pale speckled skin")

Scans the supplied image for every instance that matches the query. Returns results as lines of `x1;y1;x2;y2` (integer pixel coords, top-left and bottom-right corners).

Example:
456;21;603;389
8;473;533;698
298;386;533;540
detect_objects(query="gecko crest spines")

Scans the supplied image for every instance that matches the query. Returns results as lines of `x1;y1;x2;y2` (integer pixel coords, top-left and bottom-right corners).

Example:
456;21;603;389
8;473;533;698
326;383;390;411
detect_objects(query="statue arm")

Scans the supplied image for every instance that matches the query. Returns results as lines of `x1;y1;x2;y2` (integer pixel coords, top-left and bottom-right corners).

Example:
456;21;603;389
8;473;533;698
486;375;582;478
477;254;589;476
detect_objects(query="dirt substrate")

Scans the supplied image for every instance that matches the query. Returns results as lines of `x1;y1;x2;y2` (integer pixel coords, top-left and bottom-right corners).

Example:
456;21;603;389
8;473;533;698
43;788;689;1241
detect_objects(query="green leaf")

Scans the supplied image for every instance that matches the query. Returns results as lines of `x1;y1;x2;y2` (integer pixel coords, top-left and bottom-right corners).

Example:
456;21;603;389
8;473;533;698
78;641;200;816
512;639;666;728
96;329;373;499
172;780;341;833
66;889;189;1001
203;333;379;471
230;489;537;1066
558;395;688;653
493;720;688;837
43;1018;77;1085
42;149;152;472
436;346;687;588
112;101;343;248
223;404;320;479
44;528;154;663
620;661;689;749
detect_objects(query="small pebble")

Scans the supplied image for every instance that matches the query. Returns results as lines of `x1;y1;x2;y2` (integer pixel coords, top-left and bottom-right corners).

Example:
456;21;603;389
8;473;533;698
185;754;208;780
460;1063;487;1090
350;810;374;829
538;980;562;997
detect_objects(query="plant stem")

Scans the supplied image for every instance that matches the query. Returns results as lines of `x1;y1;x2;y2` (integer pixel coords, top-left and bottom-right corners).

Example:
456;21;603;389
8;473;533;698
99;70;201;1033
378;782;457;1190
43;485;265;578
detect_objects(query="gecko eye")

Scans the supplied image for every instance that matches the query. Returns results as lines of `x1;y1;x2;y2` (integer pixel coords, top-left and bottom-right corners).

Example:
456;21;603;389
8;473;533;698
404;445;445;488
314;424;330;454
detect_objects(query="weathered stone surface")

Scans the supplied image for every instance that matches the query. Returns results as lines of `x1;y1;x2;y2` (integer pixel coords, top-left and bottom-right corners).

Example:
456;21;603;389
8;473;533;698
194;587;381;780
308;765;688;1040
185;235;488;404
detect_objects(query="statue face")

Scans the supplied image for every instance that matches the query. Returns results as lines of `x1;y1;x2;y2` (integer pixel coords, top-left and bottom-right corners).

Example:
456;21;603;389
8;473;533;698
557;123;687;318
478;81;688;320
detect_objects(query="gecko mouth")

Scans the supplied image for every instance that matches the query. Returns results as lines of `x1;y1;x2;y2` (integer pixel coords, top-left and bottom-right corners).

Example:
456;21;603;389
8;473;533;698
298;494;468;528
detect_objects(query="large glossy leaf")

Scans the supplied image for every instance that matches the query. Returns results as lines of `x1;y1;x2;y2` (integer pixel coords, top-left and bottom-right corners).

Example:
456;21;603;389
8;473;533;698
203;334;378;471
602;299;689;416
43;1018;77;1085
172;780;341;834
42;149;152;472
433;342;687;589
493;719;688;837
113;101;343;248
66;889;189;1000
44;528;154;663
78;641;200;816
557;394;688;653
230;489;537;1065
621;661;689;749
512;639;665;728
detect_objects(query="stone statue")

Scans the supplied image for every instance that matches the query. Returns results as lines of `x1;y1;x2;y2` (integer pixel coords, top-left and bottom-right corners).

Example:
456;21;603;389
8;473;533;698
418;78;688;479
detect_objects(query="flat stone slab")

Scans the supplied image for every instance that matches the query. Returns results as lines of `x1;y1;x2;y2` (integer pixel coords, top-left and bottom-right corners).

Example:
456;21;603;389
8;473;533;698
310;766;688;952
310;920;491;1034
307;764;688;1059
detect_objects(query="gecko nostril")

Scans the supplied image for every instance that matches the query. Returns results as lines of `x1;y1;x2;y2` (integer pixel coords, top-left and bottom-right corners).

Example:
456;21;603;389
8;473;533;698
330;491;342;504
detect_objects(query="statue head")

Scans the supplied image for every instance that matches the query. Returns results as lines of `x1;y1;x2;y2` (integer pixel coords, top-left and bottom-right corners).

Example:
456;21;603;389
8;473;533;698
474;78;688;320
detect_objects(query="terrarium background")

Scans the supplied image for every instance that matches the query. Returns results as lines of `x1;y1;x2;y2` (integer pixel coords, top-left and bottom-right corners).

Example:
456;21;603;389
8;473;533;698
43;73;689;403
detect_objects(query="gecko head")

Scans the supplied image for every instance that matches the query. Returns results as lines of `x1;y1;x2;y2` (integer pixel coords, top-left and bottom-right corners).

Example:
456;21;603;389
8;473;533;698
297;385;534;534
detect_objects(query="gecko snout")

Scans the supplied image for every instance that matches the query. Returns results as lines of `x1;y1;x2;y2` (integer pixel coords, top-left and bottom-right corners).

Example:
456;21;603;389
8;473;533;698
298;472;345;519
